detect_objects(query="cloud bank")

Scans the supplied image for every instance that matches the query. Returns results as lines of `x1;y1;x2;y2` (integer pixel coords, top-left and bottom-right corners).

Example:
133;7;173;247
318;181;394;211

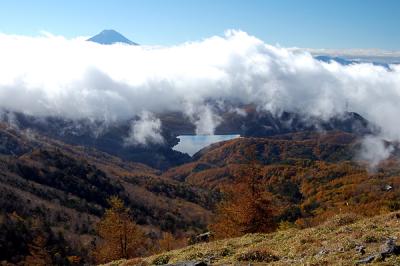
0;30;400;158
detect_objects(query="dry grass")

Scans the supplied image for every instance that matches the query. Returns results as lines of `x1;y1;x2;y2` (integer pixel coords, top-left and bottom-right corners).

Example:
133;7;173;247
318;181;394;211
103;211;400;265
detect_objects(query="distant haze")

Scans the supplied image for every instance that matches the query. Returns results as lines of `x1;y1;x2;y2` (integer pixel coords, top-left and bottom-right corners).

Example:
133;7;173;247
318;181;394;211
303;48;400;64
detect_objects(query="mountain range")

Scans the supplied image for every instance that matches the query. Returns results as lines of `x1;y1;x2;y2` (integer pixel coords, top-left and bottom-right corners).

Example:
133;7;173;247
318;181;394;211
1;107;373;169
1;29;399;265
314;55;393;68
1;107;400;264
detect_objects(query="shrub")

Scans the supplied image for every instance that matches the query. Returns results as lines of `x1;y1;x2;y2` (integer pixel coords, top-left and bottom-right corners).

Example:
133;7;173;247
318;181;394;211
324;213;361;227
220;247;233;257
121;258;149;266
152;254;171;265
278;221;297;231
364;235;378;243
387;201;400;211
236;247;279;262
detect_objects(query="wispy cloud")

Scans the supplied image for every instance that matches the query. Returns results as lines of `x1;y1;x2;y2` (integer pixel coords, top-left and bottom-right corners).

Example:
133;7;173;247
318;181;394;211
124;111;164;145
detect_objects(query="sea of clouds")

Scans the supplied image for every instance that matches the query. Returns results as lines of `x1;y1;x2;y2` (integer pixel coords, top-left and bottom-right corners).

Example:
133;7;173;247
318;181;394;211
0;30;399;164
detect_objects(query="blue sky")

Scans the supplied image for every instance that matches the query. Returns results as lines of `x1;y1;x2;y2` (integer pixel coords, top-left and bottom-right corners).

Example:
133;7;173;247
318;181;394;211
0;0;399;49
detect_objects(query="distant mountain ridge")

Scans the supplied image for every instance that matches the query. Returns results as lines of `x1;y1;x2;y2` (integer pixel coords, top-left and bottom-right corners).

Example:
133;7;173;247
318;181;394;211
0;108;373;169
87;29;138;45
314;55;393;68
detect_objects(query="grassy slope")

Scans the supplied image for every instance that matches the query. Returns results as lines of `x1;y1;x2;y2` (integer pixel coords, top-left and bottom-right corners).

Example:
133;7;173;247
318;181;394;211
108;211;400;265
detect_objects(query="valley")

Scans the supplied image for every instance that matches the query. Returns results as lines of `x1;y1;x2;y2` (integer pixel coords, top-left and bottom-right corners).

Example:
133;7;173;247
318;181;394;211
0;8;399;264
1;110;400;265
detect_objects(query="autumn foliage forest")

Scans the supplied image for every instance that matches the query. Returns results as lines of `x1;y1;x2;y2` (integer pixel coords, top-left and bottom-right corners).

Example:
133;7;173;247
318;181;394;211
1;121;400;265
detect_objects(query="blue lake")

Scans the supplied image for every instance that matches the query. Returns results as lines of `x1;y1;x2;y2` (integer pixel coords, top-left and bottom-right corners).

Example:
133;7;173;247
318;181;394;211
173;134;240;156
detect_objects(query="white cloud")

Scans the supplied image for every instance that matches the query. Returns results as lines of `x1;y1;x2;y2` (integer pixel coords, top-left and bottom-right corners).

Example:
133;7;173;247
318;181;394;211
357;135;394;169
184;103;222;135
0;30;399;158
124;111;164;145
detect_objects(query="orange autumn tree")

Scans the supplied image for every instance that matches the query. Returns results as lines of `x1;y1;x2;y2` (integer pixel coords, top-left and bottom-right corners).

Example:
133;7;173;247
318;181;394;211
93;196;146;263
210;149;277;239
